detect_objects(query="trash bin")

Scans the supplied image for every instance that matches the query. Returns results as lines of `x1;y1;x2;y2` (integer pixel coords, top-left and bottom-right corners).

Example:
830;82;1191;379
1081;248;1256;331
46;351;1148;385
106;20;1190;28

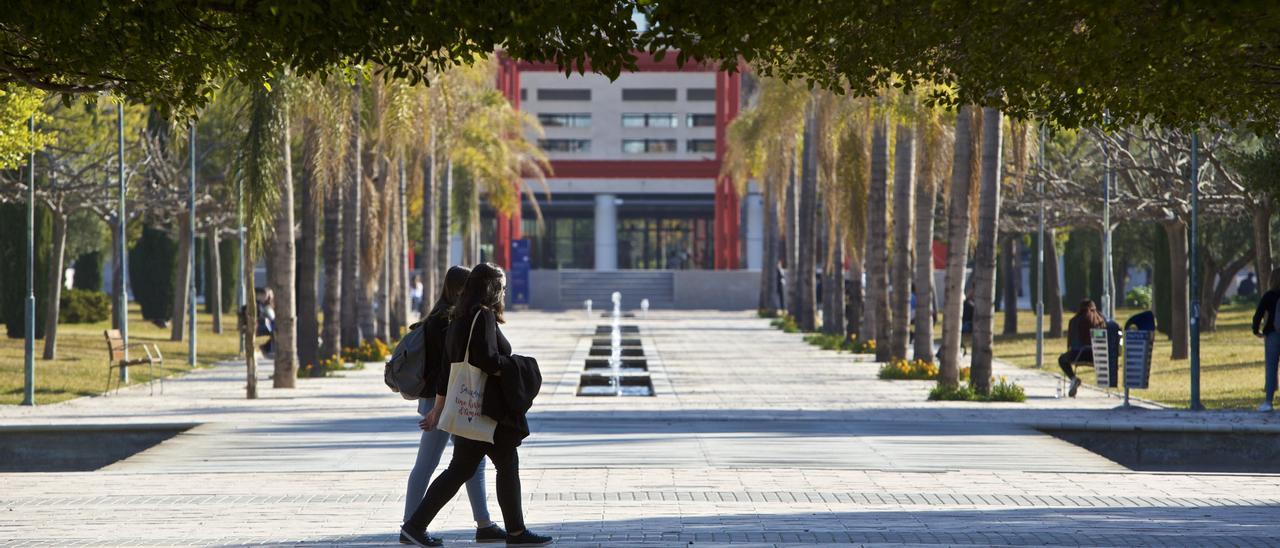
1123;312;1154;390
1090;322;1122;388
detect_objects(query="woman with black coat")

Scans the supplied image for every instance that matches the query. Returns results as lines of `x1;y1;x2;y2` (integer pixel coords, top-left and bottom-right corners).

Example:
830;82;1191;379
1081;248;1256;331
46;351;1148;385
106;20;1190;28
1252;268;1280;412
401;266;506;546
401;263;551;547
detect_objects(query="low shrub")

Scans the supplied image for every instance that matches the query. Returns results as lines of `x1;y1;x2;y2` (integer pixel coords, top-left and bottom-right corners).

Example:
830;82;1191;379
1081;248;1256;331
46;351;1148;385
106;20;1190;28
757;308;779;319
879;358;938;380
301;356;345;378
769;314;799;333
927;376;1026;402
1125;285;1153;309
341;339;390;363
59;289;111;324
803;333;847;351
850;336;875;354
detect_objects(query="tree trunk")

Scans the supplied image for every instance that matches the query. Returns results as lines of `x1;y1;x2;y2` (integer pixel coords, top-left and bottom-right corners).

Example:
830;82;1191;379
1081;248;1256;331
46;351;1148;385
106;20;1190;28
271;99;298;388
320;168;343;362
296;122;320;374
970;107;1003;395
41;210;67;360
242;246;258;399
913;124;938;363
848;254;864;342
1002;235;1019;335
436;158;452;285
340;82;362;348
868;115;892;362
795;108;818;331
1254;201;1273;281
1044;228;1063;338
1203;247;1253;332
785;149;799;320
170;216;191;341
890;123;915;360
396;157;409;334
758;184;779;312
358;162;380;343
420;141;437;316
1164;220;1189;359
207;227;223;334
940;106;978;386
826;233;845;336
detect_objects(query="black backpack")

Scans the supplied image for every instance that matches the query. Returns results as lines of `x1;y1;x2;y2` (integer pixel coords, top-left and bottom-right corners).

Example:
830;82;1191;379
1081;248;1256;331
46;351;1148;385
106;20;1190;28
384;321;428;399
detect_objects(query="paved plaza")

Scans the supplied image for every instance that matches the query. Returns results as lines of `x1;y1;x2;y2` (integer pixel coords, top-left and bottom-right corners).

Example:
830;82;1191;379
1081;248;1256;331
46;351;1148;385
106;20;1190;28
3;310;1280;546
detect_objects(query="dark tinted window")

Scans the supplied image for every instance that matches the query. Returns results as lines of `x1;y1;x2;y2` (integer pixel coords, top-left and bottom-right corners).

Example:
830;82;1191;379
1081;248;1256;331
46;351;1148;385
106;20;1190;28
537;89;591;101
538;139;591;152
687;139;716;153
622;88;677;101
686;114;716;127
687;88;716;101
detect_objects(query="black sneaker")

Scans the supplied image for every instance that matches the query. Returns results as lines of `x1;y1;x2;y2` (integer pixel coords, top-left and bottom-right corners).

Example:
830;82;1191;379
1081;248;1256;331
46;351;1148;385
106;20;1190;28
476;522;504;542
400;526;443;547
506;529;553;546
476;523;507;543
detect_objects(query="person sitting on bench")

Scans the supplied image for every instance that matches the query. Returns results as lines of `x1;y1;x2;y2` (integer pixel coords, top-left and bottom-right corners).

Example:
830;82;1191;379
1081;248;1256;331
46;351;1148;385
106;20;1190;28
1058;299;1105;398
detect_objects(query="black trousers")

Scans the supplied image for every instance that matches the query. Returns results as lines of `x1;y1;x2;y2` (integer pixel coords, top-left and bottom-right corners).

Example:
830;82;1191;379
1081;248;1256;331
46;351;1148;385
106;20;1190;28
405;435;524;532
1058;347;1092;379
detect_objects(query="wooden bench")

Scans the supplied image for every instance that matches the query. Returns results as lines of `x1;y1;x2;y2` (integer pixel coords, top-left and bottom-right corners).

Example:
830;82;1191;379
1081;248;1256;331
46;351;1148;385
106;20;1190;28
104;329;164;395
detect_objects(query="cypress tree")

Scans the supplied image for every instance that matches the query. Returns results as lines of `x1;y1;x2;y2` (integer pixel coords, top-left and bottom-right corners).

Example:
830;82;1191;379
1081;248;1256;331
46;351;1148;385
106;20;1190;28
129;225;176;323
1153;223;1172;334
73;251;103;291
0;203;52;339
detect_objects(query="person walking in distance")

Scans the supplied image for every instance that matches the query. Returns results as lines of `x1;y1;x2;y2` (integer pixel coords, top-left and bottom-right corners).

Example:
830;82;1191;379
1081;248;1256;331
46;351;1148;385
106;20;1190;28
401;263;551;547
400;266;506;546
1251;268;1280;412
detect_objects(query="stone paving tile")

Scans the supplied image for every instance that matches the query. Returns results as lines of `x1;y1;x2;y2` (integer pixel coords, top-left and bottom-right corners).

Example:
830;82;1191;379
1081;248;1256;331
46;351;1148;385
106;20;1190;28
4;310;1280;546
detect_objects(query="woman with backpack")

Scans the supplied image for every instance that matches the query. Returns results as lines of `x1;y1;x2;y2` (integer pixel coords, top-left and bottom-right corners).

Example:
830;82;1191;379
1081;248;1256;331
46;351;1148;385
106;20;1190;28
401;265;506;546
402;263;551;547
1251;268;1280;412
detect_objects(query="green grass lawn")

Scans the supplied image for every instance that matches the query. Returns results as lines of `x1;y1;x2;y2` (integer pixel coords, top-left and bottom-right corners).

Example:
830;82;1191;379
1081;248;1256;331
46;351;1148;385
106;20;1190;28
990;303;1268;409
0;304;243;405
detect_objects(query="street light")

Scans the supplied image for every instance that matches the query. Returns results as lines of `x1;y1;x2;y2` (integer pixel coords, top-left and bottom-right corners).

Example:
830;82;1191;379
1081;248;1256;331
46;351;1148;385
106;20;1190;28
188;121;197;366
1036;123;1046;370
118;103;130;381
22;116;35;406
1189;131;1203;411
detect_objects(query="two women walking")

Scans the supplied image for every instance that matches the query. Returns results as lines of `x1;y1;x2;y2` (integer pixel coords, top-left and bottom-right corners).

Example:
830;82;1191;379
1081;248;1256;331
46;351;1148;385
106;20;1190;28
400;263;551;547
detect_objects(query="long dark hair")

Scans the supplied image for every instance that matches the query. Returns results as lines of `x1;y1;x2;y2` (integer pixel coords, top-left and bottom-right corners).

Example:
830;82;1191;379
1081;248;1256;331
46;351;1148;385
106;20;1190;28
426;266;471;322
1075;299;1105;328
453;262;506;324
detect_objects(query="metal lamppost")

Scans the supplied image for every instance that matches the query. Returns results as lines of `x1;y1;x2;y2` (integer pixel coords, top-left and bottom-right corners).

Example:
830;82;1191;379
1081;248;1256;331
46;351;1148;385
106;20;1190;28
237;165;245;356
1035;124;1046;369
188;121;197;366
1189;131;1203;411
118;103;130;380
1101;113;1115;320
22;116;36;406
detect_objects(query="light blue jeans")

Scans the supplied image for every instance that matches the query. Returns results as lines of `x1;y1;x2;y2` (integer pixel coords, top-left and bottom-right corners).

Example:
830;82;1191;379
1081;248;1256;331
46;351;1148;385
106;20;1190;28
1266;332;1280;403
404;398;491;524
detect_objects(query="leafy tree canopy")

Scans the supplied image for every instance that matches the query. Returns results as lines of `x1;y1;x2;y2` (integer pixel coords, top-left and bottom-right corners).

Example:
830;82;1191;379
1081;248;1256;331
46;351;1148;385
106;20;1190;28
3;1;1279;129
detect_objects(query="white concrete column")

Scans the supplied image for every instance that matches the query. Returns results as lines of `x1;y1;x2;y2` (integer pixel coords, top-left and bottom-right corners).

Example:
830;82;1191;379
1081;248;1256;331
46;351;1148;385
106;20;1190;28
449;233;463;266
745;191;764;270
594;193;618;271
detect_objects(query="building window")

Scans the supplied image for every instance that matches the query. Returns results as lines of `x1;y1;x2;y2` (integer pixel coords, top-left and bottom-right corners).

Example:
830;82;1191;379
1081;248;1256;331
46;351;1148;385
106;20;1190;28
622;88;677;101
537;113;592;128
687;139;716;153
521;217;594;269
687;88;716;101
622;139;678;154
537;88;591;101
538;139;591;152
686;113;716;127
621;113;678;128
520;88;527;101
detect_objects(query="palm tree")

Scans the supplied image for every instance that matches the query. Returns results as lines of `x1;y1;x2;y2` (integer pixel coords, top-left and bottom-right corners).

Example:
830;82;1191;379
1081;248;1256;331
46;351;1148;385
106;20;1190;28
340;79;363;348
940;106;980;386
889;120;915;360
867;113;892;362
794;100;818;331
970;107;1004;395
913;108;949;363
269;74;298;388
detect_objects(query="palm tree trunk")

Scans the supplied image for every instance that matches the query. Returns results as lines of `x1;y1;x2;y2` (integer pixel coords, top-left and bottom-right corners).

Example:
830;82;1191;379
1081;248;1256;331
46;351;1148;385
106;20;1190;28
296;122;320;374
42;210;67;360
890;123;915;360
1254;201;1273;281
848;254;864;341
940;106;978;385
1002;235;1019;335
795;107;818;331
758;184;779;312
207;226;223;334
420;141;437;315
340;82;362;348
320;172;342;362
397;157;410;331
868;115;891;362
436;158;452;284
1164;220;1190;359
785;150;799;319
271;99;298;388
913;124;938;363
242;246;258;399
1044;228;1063;338
970;107;1004;395
170;216;191;341
825;233;845;336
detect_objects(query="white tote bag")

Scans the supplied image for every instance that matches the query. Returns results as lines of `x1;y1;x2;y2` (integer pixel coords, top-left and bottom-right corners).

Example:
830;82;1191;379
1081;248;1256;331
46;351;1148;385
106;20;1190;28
438;311;498;443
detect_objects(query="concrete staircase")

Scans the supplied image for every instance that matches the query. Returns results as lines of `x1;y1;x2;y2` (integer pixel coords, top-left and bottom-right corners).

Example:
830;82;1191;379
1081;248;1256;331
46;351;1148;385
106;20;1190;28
559;270;675;310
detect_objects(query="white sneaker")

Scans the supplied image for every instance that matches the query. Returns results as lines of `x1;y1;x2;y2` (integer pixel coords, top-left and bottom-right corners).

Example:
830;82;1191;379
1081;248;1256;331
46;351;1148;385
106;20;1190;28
1068;377;1082;398
1260;402;1274;412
